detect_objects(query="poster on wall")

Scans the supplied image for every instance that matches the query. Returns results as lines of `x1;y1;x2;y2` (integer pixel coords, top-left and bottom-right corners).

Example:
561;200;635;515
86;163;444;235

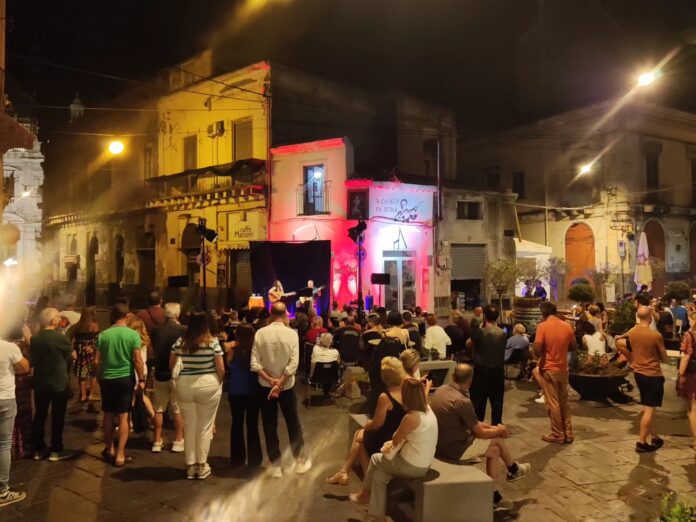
347;190;369;220
369;184;434;224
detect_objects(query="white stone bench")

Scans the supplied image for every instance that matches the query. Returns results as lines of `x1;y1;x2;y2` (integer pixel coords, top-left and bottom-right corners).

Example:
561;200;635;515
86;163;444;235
348;414;493;522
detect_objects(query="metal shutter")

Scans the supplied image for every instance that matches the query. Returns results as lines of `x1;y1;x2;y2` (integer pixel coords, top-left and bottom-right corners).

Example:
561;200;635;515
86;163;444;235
235;250;252;293
450;245;485;280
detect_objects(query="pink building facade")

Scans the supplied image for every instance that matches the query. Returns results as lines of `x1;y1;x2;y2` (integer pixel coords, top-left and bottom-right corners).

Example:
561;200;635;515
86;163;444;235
269;137;435;312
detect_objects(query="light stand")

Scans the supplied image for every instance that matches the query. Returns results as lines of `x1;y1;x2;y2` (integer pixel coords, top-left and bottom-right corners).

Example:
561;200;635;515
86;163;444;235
196;217;219;311
348;220;367;320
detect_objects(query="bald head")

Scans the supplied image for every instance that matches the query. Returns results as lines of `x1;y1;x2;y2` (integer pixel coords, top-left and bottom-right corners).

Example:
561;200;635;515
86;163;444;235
636;305;652;323
452;363;474;386
270;302;287;320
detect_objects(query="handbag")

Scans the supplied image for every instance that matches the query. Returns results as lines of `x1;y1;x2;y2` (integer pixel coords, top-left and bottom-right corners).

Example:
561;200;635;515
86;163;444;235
171;356;184;380
380;438;406;461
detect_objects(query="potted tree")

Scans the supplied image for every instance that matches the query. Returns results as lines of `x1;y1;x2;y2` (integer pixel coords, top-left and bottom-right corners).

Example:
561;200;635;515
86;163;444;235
515;258;548;334
569;351;630;402
664;280;690;302
608;300;636;336
484;259;516;314
567;283;595;304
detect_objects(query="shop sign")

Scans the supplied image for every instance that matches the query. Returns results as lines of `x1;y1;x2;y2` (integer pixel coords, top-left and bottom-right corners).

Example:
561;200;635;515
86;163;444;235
227;212;266;242
369;184;434;224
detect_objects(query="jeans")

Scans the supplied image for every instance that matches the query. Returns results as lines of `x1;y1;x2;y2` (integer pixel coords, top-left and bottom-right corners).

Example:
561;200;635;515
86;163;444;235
364;452;429;517
176;374;222;466
32;388;69;453
470;366;505;425
0;399;17;496
259;387;304;465
228;393;262;467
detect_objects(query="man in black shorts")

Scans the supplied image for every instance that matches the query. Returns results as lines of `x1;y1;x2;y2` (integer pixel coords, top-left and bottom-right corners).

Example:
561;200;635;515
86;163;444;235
96;303;144;466
617;305;668;453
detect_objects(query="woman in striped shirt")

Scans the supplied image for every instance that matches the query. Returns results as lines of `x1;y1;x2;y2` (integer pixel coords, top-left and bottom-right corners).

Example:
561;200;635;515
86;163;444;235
170;312;224;479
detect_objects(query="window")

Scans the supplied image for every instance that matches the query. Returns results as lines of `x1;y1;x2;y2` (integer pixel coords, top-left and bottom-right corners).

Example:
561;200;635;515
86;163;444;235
233;120;253;161
643;141;662;195
485;166;501;190
143;145;153;179
512;171;525;199
183;135;197;170
303;164;326;215
456;201;483;220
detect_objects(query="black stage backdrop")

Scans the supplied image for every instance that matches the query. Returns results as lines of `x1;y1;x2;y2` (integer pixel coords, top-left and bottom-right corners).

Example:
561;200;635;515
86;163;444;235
250;240;331;316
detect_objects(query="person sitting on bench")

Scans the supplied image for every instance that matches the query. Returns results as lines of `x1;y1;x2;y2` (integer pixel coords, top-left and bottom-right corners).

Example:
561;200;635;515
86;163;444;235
430;363;531;513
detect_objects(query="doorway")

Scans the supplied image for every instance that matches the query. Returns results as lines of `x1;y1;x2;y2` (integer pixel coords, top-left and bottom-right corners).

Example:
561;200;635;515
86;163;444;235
565;223;595;290
383;251;417;311
643;220;666;295
137;232;156;292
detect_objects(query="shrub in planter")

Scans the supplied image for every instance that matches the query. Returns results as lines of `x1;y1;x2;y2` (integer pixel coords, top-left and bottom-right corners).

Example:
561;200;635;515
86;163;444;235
571;351;628;377
568;284;595;303
664;281;691;301
609;300;636;335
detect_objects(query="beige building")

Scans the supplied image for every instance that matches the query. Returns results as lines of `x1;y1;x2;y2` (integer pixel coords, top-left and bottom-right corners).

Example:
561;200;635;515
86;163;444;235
459;100;696;299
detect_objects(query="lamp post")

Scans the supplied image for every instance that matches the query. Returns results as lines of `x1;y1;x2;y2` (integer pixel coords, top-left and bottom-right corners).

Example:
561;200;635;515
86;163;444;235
196;217;219;311
348;220;367;319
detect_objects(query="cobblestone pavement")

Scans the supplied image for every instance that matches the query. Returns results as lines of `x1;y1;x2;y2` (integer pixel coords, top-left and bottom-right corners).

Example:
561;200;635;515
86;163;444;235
3;374;695;522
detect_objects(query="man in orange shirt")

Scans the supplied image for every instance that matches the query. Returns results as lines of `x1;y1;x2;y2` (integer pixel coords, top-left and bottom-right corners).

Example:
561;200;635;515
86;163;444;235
617;305;668;453
533;302;577;443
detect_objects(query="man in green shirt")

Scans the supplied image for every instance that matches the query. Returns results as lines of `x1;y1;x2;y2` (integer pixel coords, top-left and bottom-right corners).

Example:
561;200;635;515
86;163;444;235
96;303;144;467
30;308;74;461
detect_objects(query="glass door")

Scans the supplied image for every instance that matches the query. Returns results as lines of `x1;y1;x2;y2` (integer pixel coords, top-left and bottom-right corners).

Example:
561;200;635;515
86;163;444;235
383;257;417;311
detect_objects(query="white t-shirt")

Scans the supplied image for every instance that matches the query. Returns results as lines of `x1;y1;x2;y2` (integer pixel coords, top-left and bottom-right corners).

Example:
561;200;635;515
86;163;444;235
583;332;606;356
423;325;452;359
311;345;339;364
0;340;23;400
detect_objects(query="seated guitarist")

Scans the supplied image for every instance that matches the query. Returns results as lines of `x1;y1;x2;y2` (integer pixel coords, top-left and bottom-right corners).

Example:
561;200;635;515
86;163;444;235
268;280;285;304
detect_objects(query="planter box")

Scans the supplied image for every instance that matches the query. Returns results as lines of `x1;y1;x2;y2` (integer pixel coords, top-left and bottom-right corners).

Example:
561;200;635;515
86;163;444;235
569;373;628;402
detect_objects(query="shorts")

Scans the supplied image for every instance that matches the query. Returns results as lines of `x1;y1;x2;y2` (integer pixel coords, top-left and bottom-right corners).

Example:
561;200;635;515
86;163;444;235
153;380;180;414
634;373;664;408
460;438;491;461
100;376;135;414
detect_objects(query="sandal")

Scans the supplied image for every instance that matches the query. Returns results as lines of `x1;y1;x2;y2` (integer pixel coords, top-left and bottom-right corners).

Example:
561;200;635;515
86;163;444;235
113;454;135;467
326;471;349;485
101;448;114;463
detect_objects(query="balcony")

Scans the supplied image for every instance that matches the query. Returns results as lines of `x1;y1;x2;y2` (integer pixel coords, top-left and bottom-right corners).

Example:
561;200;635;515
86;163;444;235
296;180;332;216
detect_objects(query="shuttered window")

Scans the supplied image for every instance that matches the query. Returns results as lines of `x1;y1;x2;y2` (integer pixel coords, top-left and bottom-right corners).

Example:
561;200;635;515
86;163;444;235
450;245;485;280
234;120;253;161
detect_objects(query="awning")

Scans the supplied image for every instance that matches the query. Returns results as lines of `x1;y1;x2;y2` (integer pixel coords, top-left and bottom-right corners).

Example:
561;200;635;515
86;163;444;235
515;239;552;257
217;241;250;251
0;112;34;153
147;158;266;185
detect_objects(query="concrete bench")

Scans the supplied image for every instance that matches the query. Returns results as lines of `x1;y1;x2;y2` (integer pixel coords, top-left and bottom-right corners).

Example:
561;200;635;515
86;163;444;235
347;414;493;522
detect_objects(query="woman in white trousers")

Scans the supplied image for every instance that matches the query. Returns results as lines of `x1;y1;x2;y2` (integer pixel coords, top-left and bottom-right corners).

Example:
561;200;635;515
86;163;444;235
170;313;225;479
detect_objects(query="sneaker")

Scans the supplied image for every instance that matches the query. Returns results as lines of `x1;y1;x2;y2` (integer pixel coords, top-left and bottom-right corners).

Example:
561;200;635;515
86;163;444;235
651;437;664;449
186;464;197;479
534;394;546;404
267;465;283;478
197;463;211;480
507;462;531;482
32;451;45;461
48;450;74;462
171;440;185;453
151;441;163;453
636;442;657;453
494;497;514;511
0;490;26;508
295;459;312;475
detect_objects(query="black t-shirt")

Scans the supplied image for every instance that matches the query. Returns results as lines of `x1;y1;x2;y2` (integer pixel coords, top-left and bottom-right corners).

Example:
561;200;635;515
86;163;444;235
469;324;507;368
657;311;674;336
151;320;186;381
444;325;466;353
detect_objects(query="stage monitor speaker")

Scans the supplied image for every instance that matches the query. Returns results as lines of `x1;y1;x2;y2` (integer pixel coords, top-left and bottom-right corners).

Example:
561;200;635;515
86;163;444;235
168;275;189;288
371;273;390;285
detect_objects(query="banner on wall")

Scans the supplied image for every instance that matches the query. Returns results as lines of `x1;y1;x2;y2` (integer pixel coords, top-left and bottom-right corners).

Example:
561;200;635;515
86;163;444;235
369;183;434;224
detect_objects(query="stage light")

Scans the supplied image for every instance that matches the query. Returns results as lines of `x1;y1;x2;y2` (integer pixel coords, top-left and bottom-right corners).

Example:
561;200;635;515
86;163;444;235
348;220;367;244
196;219;219;243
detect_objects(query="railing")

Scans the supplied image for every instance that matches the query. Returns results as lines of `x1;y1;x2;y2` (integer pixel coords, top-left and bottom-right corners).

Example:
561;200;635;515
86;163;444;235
148;172;237;199
296;180;332;216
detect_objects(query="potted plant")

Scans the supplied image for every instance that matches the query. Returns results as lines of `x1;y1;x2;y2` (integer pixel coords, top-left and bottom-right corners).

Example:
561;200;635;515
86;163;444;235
567;283;595;303
608;300;636;336
664;280;691;302
660;492;696;522
484;259;516;313
569;351;629;402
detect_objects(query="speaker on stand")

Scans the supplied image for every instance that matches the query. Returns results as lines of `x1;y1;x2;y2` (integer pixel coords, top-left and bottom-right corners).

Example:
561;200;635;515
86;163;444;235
370;273;391;308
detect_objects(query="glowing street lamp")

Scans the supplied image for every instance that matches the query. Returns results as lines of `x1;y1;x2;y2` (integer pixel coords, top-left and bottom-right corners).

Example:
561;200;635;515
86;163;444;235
108;140;125;155
579;163;593;175
637;71;657;87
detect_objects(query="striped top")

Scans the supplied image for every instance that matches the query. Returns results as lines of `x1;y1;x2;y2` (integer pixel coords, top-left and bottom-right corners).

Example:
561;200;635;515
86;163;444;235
171;337;223;376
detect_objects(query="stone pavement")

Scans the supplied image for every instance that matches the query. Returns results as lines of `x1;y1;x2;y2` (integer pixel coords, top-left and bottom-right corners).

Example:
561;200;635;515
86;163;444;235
3;375;695;522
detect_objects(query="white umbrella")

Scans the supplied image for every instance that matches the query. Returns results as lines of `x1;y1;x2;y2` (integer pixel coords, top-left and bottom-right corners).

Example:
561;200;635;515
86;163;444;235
634;231;653;290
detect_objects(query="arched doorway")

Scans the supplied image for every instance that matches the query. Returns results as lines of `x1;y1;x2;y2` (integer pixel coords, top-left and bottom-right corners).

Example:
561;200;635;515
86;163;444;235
86;234;99;305
565;223;596;292
643;220;666;296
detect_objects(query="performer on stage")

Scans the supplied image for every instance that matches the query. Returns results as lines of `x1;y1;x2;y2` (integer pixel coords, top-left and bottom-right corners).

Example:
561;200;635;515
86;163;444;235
269;280;297;305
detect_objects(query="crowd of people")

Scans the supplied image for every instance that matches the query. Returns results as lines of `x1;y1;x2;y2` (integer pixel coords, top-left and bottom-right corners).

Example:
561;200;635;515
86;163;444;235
1;285;695;520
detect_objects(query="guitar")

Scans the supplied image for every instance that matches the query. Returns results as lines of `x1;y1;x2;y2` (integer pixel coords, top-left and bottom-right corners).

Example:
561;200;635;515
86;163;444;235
299;285;326;304
268;290;296;303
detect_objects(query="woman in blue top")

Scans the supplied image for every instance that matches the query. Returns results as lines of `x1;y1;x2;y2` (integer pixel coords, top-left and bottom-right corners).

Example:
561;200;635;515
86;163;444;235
226;323;262;468
170;313;224;480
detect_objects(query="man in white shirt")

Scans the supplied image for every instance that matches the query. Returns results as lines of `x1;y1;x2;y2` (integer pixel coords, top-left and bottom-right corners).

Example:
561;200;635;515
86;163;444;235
251;302;311;478
0;340;30;508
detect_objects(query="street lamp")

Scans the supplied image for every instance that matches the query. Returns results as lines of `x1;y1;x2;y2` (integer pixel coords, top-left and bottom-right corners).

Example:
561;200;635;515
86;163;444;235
108;140;125;155
348;220;367;319
579;163;593;175
637;71;658;87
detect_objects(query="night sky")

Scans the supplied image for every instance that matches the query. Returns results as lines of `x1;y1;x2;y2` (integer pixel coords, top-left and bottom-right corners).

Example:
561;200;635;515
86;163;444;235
7;0;696;136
